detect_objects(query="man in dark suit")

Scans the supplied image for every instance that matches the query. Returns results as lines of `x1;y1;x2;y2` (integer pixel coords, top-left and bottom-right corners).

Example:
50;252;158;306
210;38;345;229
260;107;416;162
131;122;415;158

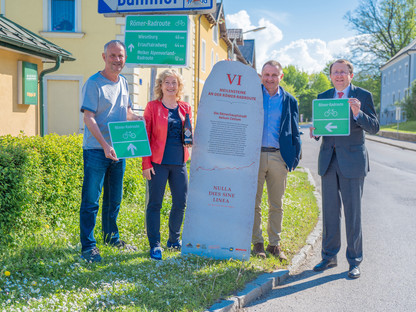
310;59;379;278
252;60;301;260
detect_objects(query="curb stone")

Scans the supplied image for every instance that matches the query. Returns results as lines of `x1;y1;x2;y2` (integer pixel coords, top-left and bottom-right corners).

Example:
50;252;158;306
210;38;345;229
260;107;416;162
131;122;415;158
206;168;323;312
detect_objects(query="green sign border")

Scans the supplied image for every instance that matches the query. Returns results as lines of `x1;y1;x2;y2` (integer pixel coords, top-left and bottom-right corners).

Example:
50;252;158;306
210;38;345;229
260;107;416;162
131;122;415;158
108;120;152;159
312;99;350;136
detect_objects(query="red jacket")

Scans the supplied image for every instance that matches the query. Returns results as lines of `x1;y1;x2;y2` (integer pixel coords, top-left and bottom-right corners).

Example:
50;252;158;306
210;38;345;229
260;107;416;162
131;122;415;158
142;100;192;170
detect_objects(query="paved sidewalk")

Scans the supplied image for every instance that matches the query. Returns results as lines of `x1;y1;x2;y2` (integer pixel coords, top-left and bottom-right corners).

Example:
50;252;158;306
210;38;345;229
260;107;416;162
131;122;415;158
366;134;416;151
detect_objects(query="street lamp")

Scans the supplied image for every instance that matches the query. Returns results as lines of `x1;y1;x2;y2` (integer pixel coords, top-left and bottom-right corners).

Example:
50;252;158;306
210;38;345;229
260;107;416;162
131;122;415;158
243;26;266;34
230;26;266;60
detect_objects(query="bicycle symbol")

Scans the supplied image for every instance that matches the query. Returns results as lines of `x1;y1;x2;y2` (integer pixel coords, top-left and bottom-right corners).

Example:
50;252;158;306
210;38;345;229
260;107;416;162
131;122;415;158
122;131;136;139
324;108;338;117
175;20;186;27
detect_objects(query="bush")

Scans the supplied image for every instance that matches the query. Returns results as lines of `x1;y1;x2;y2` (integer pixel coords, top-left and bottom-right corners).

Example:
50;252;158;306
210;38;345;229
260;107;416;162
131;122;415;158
0;143;29;241
0;134;143;244
401;80;416;121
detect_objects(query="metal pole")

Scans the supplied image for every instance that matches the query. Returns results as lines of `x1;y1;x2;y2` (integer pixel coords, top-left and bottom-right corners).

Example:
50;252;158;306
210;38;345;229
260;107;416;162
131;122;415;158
145;66;157;234
149;66;157;101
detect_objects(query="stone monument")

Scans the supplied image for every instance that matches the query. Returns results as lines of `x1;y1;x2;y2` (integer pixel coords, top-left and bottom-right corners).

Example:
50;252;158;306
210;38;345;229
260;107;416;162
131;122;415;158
181;61;263;260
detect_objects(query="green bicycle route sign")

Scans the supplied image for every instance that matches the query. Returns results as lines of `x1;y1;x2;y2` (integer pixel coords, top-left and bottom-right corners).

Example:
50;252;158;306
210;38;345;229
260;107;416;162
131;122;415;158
312;99;350;136
124;15;188;66
108;121;151;159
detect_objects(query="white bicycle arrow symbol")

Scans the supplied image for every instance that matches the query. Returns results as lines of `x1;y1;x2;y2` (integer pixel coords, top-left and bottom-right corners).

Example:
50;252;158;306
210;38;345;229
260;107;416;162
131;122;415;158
325;122;338;132
127;143;137;155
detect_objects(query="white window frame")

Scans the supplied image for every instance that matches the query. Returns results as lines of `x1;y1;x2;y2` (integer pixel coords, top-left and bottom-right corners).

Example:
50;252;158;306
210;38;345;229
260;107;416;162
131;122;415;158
41;0;84;38
201;39;206;72
212;24;218;45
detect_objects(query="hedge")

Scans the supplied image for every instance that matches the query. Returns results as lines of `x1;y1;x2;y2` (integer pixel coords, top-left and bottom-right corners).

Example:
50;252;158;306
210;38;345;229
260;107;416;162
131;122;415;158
0;134;143;244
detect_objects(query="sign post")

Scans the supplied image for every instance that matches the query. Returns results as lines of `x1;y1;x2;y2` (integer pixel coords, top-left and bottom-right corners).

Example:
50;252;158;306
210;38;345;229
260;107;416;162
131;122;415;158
312;99;350;136
108;120;151;159
124;15;188;66
181;61;263;261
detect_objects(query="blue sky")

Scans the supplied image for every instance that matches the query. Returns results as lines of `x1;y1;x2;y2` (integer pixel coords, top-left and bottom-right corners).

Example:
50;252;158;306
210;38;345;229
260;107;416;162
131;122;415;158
224;0;361;72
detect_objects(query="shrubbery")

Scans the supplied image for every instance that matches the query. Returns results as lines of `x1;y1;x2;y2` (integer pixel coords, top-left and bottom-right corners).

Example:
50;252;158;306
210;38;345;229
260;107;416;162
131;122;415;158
0;134;143;244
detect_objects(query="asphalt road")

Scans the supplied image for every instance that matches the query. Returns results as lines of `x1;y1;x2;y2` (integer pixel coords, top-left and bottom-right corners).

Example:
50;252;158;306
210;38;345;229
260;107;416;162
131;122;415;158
243;128;416;312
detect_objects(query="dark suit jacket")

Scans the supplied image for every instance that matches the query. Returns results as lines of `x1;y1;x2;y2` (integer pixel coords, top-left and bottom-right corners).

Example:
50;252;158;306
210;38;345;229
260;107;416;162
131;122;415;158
274;86;302;171
317;84;379;178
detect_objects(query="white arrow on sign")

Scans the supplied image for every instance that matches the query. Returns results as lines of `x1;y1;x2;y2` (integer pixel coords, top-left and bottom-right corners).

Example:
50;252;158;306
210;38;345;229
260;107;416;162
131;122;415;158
127;143;137;155
325;122;338;132
128;43;134;52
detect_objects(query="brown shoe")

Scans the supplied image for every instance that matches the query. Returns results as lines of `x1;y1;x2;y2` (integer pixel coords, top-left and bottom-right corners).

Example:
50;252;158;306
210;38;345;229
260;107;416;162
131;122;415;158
266;244;287;261
252;243;266;259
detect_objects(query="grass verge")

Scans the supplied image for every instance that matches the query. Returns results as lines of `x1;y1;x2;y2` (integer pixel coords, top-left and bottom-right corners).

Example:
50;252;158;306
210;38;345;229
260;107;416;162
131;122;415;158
0;169;318;311
380;120;416;133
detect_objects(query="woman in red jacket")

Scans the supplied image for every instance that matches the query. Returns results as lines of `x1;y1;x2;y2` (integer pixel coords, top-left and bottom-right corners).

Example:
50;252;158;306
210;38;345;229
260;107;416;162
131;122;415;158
142;69;192;260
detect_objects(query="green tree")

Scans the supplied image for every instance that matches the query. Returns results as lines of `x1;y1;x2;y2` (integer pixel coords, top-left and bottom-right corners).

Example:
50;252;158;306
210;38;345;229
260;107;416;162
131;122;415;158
298;89;317;122
283;65;309;93
280;80;299;103
352;72;381;113
345;0;416;71
310;73;332;94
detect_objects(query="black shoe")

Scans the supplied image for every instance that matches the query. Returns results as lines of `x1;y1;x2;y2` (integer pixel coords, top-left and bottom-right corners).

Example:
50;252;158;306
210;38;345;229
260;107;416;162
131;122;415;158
81;247;102;263
348;265;360;279
167;240;182;251
313;258;337;272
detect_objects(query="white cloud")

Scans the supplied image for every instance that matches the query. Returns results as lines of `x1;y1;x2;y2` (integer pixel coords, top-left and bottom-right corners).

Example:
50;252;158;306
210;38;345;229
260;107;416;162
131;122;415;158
271;37;355;73
226;10;356;73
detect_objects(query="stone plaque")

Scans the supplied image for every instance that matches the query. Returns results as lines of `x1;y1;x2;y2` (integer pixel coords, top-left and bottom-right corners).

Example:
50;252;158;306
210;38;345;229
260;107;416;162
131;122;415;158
181;61;263;260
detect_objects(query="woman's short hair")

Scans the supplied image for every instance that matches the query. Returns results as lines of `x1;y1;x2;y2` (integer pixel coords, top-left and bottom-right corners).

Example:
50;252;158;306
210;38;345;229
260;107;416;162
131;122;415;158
154;69;185;101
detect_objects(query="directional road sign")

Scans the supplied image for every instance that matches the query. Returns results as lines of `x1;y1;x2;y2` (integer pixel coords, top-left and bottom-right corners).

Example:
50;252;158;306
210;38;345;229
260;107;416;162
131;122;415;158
312;99;350;136
108;120;151;159
98;0;215;14
124;15;188;66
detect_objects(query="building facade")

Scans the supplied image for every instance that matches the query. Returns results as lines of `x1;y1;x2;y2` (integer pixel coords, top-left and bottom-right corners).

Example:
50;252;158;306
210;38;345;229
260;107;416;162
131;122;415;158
380;39;416;125
0;15;74;136
1;0;233;135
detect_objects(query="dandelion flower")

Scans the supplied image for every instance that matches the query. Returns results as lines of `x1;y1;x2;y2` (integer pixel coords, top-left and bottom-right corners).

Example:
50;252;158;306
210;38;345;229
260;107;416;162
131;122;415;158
4;271;10;277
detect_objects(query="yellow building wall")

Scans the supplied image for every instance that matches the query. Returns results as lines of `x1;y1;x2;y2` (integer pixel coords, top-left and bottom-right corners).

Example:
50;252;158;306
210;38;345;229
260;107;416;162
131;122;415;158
47;79;80;135
193;15;228;121
4;0;123;135
0;49;43;136
3;2;229;134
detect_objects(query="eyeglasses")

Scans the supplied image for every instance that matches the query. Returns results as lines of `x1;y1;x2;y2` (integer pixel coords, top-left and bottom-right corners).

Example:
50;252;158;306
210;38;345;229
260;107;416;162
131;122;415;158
331;71;350;76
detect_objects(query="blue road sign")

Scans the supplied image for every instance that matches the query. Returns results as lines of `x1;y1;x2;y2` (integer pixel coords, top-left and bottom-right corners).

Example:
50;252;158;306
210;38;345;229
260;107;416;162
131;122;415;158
98;0;215;14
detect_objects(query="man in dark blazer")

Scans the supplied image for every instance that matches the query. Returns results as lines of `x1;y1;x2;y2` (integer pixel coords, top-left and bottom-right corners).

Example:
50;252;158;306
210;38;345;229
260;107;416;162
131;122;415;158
252;60;301;260
310;59;379;278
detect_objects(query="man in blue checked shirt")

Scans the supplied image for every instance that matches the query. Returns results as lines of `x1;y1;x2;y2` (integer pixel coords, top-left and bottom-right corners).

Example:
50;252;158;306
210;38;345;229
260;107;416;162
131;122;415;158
252;60;301;260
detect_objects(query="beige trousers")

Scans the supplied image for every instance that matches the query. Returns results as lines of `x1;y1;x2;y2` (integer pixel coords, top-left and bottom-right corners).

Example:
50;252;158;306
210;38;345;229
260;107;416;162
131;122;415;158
252;150;288;246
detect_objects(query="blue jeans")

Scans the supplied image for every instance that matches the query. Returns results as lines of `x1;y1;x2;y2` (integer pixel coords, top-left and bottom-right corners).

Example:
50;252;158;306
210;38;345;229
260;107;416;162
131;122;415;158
80;149;126;252
146;163;188;248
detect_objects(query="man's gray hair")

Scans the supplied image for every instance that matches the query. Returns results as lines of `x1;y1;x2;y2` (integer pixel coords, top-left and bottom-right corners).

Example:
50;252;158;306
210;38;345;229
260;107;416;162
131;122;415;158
262;60;283;72
104;40;126;54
